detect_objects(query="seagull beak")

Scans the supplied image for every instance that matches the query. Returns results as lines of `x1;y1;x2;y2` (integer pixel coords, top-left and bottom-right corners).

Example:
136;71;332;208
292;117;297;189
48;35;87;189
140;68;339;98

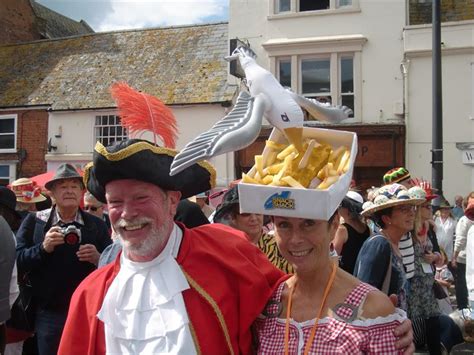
283;127;304;152
225;54;239;62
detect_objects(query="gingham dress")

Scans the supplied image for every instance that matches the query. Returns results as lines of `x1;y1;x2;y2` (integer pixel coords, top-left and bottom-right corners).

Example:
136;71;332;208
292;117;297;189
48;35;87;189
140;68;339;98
255;281;406;354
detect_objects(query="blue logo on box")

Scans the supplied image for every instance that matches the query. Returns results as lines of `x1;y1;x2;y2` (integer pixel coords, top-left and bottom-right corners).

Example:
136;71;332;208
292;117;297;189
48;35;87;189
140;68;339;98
264;191;295;210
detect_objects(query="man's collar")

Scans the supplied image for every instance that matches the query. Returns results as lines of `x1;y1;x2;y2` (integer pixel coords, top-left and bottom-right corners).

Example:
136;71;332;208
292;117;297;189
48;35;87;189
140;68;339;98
52;207;84;226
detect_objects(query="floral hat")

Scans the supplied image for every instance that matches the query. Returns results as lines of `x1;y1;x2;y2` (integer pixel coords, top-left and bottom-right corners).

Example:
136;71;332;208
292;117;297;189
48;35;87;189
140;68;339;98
361;183;425;217
10;178;46;203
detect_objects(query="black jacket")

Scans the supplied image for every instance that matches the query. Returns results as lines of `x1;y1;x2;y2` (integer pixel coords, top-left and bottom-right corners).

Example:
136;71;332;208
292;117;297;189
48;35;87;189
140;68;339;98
16;208;111;313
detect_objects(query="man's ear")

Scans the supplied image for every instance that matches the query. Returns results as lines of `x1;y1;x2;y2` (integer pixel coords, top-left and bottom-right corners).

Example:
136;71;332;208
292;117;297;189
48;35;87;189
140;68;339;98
167;191;182;215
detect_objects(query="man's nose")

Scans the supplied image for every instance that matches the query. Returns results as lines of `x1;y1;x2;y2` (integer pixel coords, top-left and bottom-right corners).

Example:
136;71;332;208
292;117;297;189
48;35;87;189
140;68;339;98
120;202;137;220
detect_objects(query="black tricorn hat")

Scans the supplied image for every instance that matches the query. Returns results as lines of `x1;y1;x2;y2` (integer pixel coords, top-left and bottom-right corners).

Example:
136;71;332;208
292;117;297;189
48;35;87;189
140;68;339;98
84;139;216;203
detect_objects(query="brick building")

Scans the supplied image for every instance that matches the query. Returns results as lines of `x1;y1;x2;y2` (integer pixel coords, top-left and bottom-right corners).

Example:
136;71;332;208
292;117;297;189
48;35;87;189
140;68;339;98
0;0;93;183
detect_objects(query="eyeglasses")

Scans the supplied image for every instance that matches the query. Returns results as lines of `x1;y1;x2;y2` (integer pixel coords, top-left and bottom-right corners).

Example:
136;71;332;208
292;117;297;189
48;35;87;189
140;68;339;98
84;205;100;212
421;204;433;210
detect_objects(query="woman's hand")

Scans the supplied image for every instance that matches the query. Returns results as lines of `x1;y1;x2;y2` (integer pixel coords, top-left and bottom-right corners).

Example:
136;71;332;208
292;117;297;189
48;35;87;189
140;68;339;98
394;319;414;354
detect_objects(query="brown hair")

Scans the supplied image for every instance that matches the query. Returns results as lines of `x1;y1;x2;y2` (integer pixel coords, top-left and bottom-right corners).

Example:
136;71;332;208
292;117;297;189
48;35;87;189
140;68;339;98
464;191;474;208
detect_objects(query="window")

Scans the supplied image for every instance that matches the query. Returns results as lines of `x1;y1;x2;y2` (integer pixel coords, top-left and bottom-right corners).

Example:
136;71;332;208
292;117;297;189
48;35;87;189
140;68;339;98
300;0;329;11
274;0;355;14
0;163;16;186
278;59;292;87
94;115;127;146
0;115;17;152
279;0;290;12
277;55;355;118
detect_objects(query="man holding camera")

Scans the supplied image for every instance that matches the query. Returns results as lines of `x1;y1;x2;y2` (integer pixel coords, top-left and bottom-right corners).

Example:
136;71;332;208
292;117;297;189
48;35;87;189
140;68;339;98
15;163;111;355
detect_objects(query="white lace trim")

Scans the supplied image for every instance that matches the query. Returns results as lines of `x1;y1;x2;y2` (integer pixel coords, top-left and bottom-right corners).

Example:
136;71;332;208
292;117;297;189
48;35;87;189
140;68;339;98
97;224;196;355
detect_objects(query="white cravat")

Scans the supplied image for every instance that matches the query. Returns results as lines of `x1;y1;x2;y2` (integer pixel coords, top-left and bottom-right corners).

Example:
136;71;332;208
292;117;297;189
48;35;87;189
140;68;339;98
97;224;197;354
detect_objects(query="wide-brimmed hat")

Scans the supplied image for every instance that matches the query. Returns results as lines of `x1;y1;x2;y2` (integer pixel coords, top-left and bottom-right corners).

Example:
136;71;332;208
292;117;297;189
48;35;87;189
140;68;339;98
10;178;46;203
45;164;84;191
0;186;21;217
383;167;411;185
361;183;425;217
84;139;216;203
438;198;452;209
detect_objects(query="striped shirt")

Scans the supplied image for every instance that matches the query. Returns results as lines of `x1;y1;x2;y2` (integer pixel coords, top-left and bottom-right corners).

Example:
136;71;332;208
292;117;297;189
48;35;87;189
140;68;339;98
399;233;414;279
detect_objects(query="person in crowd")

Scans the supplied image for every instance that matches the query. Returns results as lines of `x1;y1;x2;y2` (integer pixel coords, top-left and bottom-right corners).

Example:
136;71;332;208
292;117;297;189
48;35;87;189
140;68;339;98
333;190;370;274
174;198;210;228
0;187;29;355
214;185;292;273
58;139;284;354
408;184;443;354
435;249;454;315
9;179;46;221
191;192;214;219
255;189;413;353
434;199;457;268
354;183;424;310
452;191;474;310
464;201;474;310
15;164;111;355
383;168;416;280
452;195;464;220
83;191;111;230
0;216;16;355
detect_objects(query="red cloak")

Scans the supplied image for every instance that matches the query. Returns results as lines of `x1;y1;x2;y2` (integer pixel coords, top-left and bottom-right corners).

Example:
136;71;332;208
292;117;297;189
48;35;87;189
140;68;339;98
58;224;284;354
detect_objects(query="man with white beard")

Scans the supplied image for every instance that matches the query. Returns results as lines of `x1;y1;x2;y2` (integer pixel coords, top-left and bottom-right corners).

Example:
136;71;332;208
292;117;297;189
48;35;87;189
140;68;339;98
57;138;283;354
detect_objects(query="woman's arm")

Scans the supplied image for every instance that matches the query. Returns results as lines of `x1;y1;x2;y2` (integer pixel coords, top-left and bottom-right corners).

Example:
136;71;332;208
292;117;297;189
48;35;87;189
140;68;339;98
333;225;348;255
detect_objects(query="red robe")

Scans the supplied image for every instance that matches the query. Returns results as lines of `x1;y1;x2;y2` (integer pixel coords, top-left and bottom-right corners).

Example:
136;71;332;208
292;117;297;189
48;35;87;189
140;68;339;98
58;224;284;354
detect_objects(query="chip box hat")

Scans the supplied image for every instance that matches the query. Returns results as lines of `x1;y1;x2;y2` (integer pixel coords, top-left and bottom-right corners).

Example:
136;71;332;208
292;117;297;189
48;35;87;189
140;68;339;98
11;177;46;203
361;183;425;217
383;167;411;185
45;164;84;191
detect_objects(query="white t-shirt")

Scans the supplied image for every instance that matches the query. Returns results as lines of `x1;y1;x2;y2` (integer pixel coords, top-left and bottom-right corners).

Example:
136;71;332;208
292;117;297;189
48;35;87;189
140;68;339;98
434;216;457;261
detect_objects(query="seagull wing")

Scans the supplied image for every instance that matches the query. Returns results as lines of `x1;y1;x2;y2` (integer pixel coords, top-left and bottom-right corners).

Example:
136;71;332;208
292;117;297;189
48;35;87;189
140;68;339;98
170;91;267;176
287;90;353;123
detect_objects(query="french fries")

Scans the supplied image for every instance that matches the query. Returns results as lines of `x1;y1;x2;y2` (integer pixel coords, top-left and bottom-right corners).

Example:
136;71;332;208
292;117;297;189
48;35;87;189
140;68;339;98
243;137;352;190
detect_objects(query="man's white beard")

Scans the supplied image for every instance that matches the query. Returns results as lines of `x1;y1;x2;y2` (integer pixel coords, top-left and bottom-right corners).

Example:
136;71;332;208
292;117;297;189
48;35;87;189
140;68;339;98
115;217;171;257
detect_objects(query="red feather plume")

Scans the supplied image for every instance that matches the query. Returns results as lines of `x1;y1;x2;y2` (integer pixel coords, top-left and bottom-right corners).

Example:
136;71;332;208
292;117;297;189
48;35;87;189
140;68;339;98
110;82;178;148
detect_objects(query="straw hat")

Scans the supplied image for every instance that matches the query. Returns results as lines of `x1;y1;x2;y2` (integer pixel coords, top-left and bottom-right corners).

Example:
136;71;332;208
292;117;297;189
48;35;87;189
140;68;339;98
361;183;425;217
10;178;46;203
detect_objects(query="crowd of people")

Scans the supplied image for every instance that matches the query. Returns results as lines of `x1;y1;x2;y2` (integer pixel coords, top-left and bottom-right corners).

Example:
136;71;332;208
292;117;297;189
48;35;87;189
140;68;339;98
0;93;473;355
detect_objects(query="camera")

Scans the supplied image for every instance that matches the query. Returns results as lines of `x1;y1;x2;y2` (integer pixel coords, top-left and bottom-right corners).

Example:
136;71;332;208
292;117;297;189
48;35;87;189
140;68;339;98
59;225;82;245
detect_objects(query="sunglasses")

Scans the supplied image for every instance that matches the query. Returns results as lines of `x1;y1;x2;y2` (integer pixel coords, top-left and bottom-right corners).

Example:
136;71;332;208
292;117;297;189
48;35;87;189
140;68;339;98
84;205;100;212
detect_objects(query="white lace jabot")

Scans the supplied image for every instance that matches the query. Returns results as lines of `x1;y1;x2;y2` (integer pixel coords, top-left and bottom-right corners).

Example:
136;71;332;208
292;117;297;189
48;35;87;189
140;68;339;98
97;224;197;354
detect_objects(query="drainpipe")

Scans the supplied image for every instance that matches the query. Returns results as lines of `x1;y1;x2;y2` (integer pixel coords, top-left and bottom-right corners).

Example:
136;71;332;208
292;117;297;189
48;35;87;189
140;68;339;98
400;58;410;166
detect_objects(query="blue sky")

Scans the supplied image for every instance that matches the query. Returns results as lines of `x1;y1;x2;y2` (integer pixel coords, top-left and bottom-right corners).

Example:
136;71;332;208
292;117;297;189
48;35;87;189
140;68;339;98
36;0;229;32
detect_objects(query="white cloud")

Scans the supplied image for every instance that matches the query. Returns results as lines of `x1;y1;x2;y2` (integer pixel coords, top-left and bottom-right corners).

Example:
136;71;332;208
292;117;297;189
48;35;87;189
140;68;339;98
96;0;228;32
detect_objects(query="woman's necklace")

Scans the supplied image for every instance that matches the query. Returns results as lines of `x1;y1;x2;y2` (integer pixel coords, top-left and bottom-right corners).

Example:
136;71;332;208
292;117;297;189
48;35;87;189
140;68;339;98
284;261;337;355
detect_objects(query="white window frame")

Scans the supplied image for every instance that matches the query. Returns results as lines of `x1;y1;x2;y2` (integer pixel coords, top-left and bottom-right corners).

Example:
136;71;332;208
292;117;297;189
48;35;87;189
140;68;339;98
270;0;359;17
0;162;16;185
94;114;127;146
0;114;17;153
264;35;366;122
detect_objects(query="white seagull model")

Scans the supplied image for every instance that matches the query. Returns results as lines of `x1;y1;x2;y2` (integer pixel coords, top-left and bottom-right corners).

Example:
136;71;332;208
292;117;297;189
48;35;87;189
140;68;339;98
169;46;352;176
